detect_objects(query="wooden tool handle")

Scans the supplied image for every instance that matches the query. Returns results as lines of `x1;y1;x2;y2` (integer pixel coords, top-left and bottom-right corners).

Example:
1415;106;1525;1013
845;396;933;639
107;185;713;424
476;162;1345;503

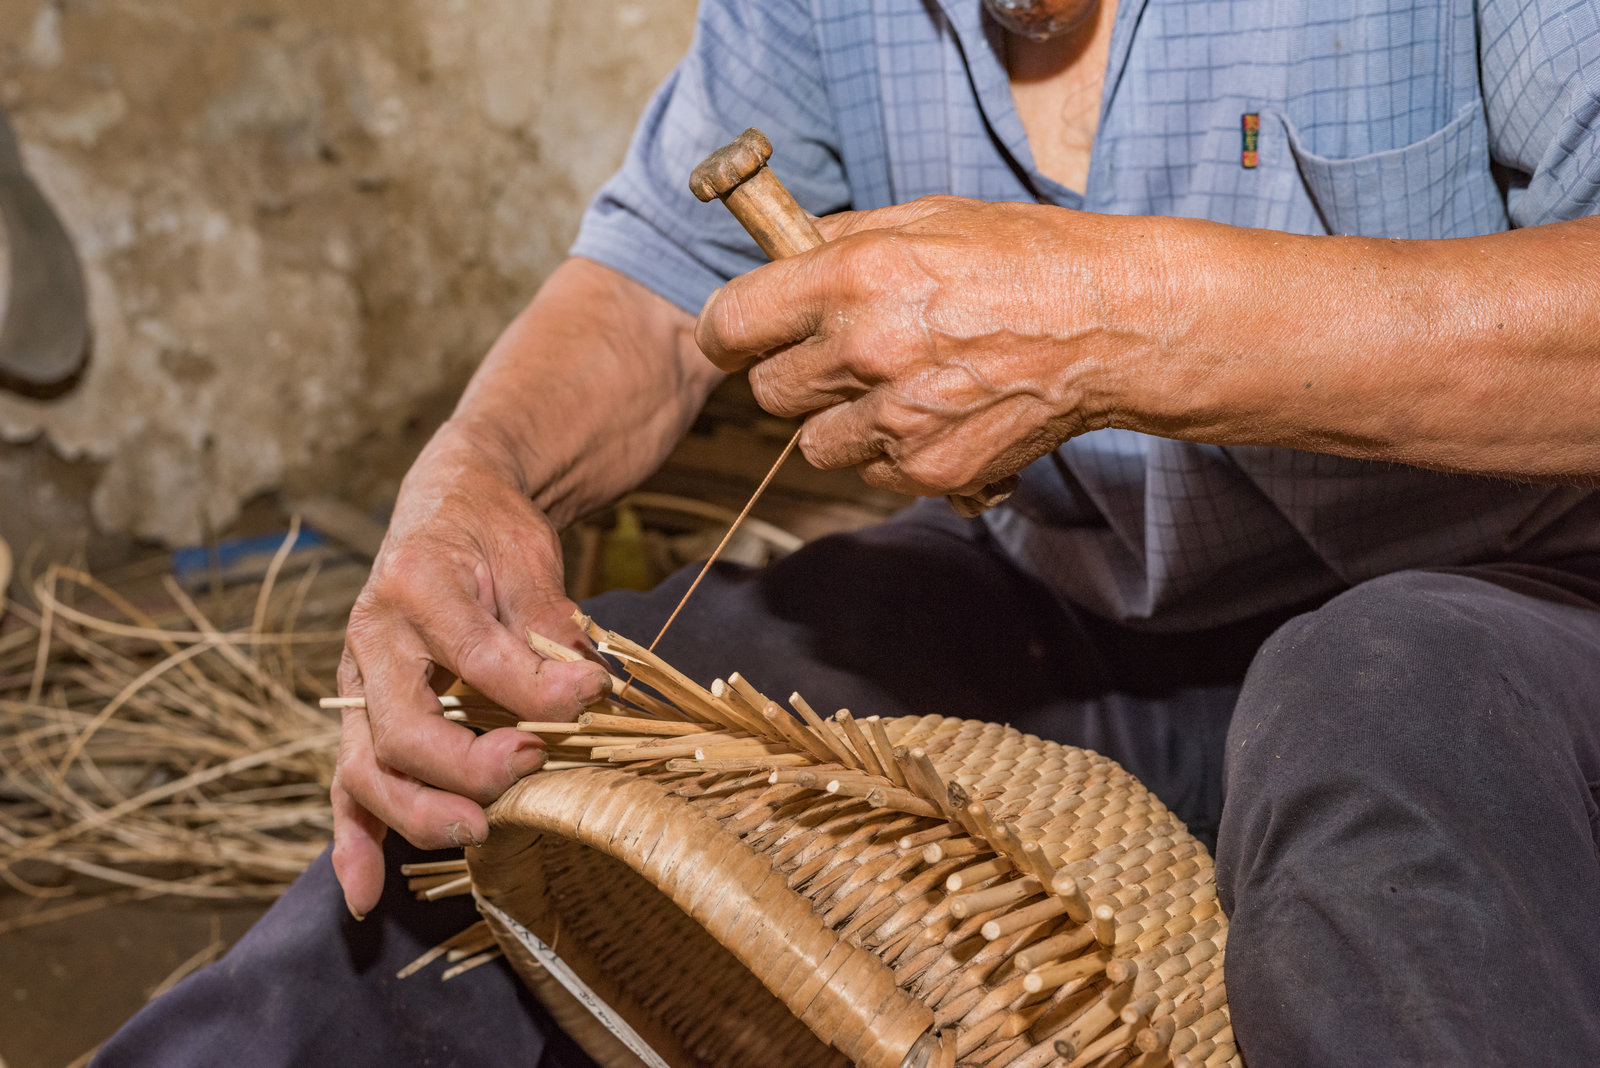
692;128;1018;516
690;129;824;260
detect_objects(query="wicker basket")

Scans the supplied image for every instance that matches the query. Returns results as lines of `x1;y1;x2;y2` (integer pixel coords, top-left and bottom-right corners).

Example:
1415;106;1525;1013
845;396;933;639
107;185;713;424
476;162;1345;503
461;617;1237;1068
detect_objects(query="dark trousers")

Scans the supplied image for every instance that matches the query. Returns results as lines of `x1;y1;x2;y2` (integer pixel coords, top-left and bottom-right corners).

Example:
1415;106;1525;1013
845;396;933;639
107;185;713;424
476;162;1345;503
95;503;1600;1067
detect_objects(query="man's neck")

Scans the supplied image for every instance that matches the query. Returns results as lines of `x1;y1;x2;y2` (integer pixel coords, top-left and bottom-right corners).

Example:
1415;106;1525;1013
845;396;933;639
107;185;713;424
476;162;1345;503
1004;0;1118;193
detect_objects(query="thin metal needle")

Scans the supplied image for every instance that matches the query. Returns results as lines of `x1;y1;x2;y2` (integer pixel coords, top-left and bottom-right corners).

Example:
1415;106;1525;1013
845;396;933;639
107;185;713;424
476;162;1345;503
615;426;803;701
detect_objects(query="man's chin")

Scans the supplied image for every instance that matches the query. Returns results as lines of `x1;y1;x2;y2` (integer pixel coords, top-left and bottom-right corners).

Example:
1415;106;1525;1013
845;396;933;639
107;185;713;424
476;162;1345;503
982;0;1101;42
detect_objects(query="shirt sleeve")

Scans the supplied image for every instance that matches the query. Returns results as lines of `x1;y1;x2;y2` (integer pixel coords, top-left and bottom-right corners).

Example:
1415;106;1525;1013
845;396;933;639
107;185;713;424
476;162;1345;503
569;0;850;315
1481;0;1600;225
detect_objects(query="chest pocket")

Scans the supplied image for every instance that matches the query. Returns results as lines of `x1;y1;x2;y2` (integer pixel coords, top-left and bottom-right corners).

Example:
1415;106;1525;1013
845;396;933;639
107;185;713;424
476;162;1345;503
1277;99;1509;238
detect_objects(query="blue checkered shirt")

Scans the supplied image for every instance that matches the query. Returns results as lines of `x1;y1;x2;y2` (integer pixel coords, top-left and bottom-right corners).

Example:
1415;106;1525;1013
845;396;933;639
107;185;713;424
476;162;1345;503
572;0;1600;628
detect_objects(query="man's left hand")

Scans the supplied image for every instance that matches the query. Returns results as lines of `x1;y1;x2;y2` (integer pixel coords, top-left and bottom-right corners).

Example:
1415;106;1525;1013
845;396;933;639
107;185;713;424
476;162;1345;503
695;195;1166;497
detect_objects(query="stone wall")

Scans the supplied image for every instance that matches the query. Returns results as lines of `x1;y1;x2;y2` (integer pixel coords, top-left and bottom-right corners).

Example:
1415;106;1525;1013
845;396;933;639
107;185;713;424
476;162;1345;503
0;0;696;549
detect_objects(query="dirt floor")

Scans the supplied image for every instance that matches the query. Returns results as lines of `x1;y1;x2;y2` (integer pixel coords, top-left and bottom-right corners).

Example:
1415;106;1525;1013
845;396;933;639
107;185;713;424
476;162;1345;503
0;897;266;1067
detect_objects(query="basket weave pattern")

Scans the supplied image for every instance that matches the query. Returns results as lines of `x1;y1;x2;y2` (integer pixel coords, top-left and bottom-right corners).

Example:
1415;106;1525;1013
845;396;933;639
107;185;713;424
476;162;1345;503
463;617;1237;1068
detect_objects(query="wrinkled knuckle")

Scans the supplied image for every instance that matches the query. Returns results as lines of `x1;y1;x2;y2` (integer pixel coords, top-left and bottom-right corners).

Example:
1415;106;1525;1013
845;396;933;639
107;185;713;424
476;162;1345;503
335;714;368;767
701;290;752;363
833;330;879;377
404;797;473;850
523;586;575;620
365;712;408;770
876;403;920;442
335;730;357;772
901;451;966;493
897;453;934;488
842;239;898;293
747;363;781;411
748;363;804;418
812;243;868;305
798;429;840;470
453;630;506;688
834;247;871;292
336;649;360;692
372;551;432;607
857;456;906;494
342;596;385;643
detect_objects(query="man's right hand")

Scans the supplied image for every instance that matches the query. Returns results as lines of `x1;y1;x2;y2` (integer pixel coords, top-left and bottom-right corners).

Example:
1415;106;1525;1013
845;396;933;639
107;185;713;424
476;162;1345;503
330;422;610;920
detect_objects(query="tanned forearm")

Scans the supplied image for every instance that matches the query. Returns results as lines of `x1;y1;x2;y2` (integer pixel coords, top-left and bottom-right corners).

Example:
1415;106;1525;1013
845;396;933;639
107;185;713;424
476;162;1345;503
332;256;719;916
1121;214;1600;483
447;256;722;526
699;198;1600;499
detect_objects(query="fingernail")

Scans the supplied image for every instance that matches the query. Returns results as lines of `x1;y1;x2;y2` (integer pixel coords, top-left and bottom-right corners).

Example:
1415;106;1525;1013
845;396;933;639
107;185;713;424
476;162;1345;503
445;820;483;848
346;899;366;922
506;743;546;780
577;670;610;706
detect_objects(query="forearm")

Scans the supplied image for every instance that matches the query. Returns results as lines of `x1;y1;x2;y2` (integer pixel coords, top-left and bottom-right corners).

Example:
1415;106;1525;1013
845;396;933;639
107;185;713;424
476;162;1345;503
439;257;723;526
1118;214;1600;483
335;259;710;914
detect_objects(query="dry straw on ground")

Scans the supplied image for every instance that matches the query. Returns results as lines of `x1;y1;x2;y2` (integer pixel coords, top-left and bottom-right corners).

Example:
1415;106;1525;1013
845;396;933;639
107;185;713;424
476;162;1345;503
0;492;794;936
0;522;359;934
1;515;1236;1067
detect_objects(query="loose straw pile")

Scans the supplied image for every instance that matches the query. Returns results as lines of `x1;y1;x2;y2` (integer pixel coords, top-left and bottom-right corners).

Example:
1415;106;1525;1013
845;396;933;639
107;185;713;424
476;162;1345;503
0;525;361;932
393;612;1237;1068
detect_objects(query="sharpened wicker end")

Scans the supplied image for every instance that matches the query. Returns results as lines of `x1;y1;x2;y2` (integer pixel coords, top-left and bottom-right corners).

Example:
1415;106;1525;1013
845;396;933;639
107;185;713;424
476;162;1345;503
443;616;1237;1068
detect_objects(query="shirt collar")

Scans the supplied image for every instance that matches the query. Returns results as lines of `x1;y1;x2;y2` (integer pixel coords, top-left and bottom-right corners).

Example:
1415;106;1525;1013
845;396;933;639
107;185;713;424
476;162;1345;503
929;0;1152;199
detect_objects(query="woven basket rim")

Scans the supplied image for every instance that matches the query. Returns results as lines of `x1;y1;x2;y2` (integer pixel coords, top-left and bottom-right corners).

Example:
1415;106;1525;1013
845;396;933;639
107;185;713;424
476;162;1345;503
447;616;1235;1068
472;763;936;1068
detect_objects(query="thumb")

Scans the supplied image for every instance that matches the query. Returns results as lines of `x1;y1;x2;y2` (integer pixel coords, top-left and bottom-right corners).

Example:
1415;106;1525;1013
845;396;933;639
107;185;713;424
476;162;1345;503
476;523;611;710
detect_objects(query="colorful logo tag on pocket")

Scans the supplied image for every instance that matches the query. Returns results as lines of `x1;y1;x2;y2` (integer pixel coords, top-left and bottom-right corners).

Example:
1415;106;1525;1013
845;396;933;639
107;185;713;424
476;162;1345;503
1241;113;1260;169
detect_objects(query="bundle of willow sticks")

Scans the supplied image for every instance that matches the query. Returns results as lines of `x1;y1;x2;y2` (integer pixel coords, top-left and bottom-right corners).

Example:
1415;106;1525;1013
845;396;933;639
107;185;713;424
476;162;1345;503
0;523;360;932
383;613;1237;1068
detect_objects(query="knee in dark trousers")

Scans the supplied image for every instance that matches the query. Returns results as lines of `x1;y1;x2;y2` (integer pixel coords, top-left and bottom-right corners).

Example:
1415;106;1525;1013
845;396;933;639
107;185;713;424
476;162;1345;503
1216;568;1600;1067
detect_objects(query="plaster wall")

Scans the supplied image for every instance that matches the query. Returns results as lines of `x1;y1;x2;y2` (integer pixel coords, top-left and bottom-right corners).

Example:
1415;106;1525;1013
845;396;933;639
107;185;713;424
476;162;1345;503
0;0;697;548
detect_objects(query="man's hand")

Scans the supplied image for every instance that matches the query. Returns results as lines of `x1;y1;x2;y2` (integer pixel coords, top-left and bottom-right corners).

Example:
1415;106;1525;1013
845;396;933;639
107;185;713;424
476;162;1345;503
326;258;716;920
331;424;609;919
694;196;1163;497
701;195;1600;487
